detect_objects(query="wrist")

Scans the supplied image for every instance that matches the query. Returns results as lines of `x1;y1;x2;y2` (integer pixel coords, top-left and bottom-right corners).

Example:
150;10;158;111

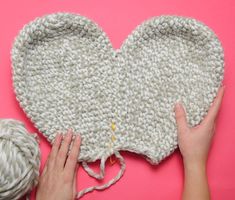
183;158;207;174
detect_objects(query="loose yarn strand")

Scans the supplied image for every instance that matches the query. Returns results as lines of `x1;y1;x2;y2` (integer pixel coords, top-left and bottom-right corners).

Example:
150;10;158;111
77;151;126;199
82;157;106;180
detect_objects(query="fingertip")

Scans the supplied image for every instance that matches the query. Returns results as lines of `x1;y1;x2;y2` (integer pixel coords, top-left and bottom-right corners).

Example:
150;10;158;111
68;128;73;135
212;85;225;109
221;85;225;96
55;131;61;137
53;132;62;144
174;102;182;111
174;102;185;115
76;134;81;145
174;102;188;132
216;85;225;99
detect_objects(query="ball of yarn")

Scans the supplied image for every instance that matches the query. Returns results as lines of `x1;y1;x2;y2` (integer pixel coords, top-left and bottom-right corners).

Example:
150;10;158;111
0;119;40;200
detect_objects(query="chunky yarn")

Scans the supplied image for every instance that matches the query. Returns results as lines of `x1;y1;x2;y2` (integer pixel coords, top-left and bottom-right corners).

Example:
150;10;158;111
11;13;224;198
0;119;40;200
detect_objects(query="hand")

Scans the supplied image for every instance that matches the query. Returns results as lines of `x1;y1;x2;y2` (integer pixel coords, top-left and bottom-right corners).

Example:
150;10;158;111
174;86;224;200
36;129;81;200
174;86;225;167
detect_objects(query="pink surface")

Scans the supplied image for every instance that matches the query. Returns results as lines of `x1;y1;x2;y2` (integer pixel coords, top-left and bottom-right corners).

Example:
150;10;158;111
0;0;234;199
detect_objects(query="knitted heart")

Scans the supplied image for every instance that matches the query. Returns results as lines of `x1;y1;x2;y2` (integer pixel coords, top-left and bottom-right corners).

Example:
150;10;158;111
11;13;224;198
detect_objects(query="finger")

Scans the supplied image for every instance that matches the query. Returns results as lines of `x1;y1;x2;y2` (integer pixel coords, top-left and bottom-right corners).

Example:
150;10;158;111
72;164;79;198
41;163;48;177
202;86;225;125
46;132;62;170
56;129;73;170
212;123;216;135
174;102;189;135
64;134;81;181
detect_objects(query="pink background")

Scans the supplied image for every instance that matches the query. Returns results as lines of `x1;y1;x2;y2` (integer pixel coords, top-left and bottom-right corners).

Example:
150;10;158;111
0;0;234;199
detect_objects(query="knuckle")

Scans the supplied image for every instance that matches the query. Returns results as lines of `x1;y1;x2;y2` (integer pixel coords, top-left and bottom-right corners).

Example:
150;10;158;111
68;153;77;162
47;154;51;161
62;140;70;148
52;142;59;148
49;154;55;161
64;135;72;142
47;153;54;161
58;150;66;159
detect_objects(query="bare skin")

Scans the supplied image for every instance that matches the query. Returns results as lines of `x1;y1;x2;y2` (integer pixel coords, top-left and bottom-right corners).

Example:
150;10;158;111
175;86;225;200
36;129;81;200
36;87;224;200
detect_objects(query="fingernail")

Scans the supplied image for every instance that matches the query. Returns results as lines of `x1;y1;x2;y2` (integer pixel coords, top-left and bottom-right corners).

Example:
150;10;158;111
66;130;72;137
72;134;76;140
53;133;61;144
76;134;81;143
55;132;61;138
175;102;182;110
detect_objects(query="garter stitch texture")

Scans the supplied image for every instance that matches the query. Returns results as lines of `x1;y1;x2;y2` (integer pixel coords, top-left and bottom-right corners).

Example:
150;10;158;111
11;13;224;198
0;119;40;200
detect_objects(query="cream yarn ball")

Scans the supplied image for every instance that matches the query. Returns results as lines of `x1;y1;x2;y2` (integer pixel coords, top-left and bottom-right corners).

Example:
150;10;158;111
0;119;40;200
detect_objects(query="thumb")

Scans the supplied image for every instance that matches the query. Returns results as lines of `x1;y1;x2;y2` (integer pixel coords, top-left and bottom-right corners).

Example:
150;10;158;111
174;102;189;135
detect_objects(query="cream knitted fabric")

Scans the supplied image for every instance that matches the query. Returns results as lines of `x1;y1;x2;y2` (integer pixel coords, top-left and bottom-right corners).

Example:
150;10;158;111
11;13;224;198
0;119;40;200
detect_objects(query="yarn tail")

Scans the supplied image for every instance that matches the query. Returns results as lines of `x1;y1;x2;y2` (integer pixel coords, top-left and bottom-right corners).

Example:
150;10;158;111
77;151;126;199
